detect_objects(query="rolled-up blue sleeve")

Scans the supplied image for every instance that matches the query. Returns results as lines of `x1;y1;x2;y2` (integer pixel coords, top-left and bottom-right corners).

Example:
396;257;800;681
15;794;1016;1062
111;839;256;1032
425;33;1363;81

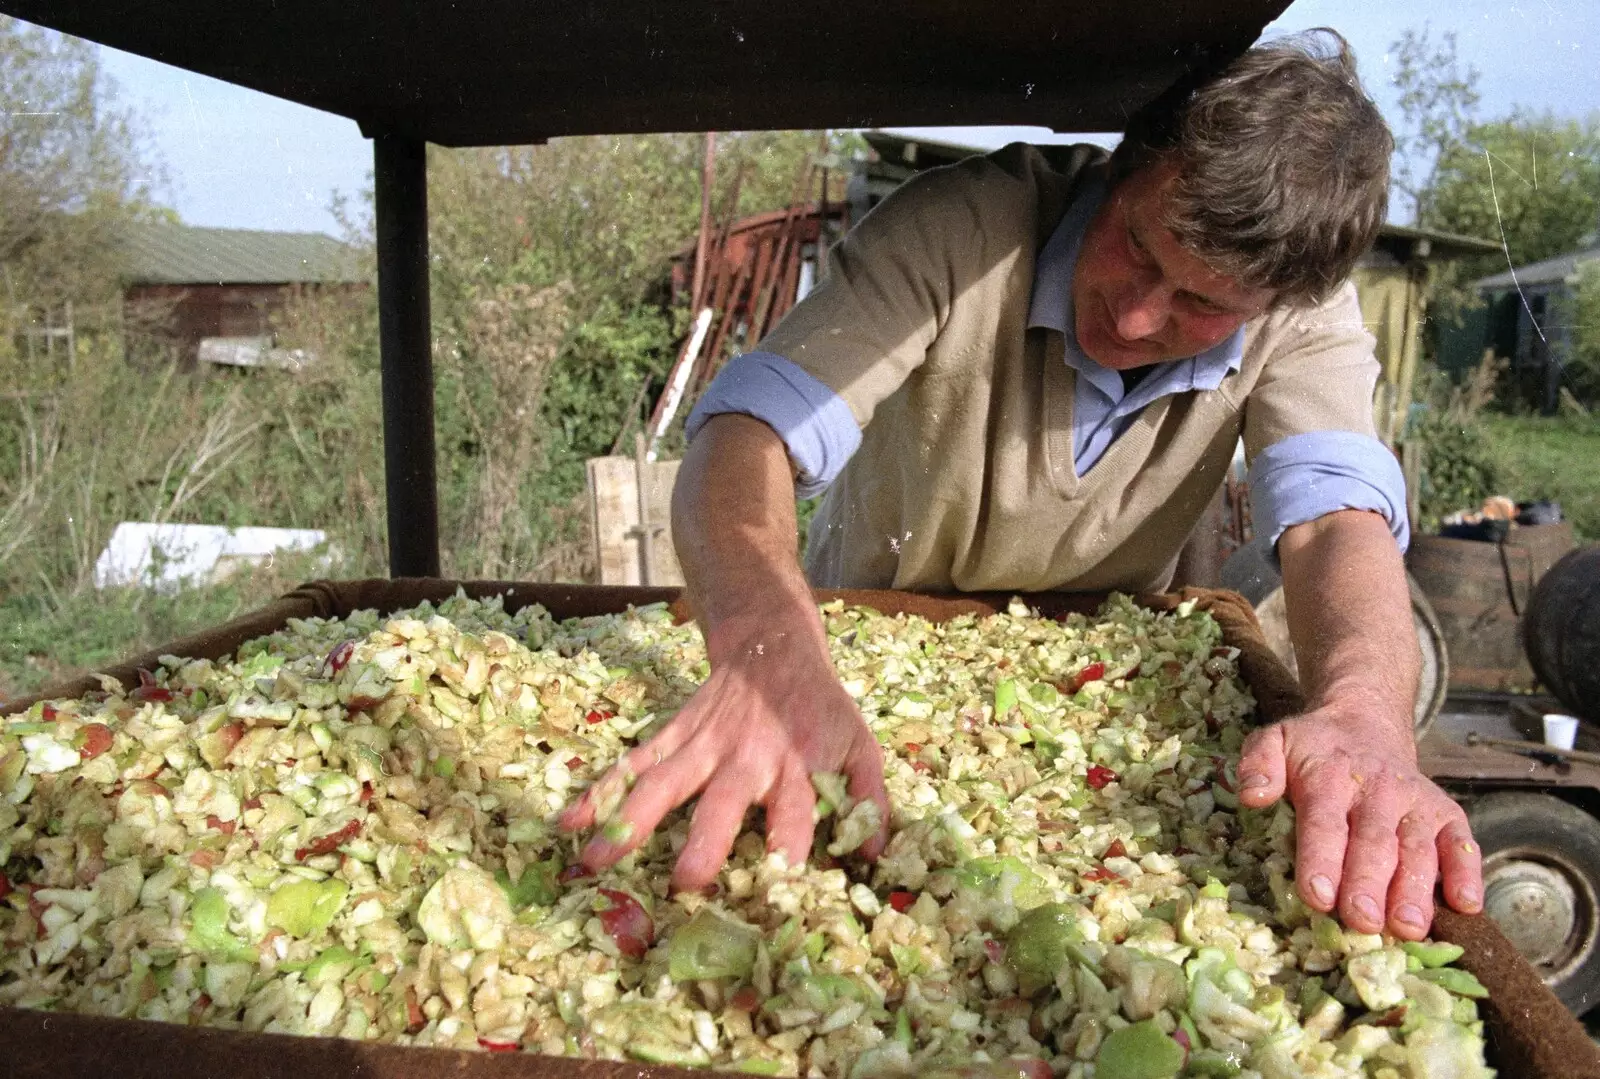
684;351;862;498
1248;431;1410;552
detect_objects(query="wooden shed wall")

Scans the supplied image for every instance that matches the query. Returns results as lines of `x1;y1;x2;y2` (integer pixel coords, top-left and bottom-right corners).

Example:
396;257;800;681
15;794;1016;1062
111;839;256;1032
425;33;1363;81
124;283;366;367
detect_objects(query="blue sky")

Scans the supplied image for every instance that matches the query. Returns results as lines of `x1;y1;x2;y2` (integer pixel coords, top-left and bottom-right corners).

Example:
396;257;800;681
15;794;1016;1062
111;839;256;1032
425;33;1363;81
89;0;1600;237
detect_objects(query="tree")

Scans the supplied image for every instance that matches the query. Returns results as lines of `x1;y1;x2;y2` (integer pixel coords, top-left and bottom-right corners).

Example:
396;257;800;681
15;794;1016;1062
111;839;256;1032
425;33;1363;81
1390;26;1600;405
416;130;850;577
1419;114;1600;409
0;17;151;318
1389;24;1600;275
424;130;840;313
1389;27;1480;227
1424;113;1600;278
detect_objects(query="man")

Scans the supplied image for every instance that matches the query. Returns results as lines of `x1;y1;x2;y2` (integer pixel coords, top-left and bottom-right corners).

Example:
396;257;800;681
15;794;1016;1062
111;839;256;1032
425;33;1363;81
562;31;1484;940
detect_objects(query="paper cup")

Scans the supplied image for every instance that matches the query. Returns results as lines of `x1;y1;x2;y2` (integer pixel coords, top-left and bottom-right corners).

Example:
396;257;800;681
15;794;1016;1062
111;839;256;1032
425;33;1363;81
1544;713;1581;751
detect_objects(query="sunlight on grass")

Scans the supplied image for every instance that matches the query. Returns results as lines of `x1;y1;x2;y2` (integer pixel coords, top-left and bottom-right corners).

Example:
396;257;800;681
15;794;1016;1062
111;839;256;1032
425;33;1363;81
1481;415;1600;540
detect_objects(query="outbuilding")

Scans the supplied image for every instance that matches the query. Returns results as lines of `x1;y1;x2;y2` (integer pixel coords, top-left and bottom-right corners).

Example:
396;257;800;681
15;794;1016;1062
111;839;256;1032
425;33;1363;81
121;222;365;369
1473;242;1600;413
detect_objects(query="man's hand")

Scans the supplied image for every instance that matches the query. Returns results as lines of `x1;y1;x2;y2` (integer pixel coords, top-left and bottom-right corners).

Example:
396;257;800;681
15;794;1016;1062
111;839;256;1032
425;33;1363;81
1238;706;1481;939
560;414;887;894
1269;508;1485;939
558;617;888;895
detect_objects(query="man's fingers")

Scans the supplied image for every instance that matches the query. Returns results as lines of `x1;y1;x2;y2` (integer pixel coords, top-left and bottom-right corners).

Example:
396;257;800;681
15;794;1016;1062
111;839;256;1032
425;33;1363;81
763;759;818;869
1438;813;1485;915
559;760;632;833
1237;723;1288;808
560;664;883;888
559;711;699;833
1290;764;1355;913
558;790;599;833
843;736;890;860
1386;811;1441;940
1337;776;1403;934
579;742;718;870
672;776;759;895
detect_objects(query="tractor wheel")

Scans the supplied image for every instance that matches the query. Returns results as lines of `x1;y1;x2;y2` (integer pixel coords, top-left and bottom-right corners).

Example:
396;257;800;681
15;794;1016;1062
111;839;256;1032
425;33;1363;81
1469;792;1600;1015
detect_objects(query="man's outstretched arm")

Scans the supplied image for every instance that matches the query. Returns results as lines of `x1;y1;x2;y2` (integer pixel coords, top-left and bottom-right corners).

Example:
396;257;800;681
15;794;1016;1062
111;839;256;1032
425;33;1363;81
558;414;887;893
1237;508;1483;938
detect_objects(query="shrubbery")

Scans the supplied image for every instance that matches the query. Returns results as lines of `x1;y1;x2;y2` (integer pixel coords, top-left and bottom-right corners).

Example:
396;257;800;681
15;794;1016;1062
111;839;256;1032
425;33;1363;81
1;129;846;696
1412;410;1502;532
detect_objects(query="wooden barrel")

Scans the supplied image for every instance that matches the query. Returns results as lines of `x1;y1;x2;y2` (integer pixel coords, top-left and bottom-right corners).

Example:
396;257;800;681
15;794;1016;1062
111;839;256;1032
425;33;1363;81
1524;546;1600;722
1220;539;1447;736
1406;523;1576;692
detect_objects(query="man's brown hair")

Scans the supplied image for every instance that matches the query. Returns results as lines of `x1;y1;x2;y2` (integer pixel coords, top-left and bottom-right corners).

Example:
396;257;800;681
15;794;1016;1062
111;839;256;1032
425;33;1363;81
1108;29;1392;307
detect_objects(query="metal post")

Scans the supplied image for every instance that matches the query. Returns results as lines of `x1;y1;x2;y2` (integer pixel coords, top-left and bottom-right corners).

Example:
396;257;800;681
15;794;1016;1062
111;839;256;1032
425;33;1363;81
373;135;440;578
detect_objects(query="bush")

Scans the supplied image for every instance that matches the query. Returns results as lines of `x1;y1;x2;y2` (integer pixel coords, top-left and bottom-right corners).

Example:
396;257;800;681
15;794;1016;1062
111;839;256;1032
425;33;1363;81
1480;414;1600;541
0;131;843;693
1408;357;1503;532
0;548;342;701
1413;410;1501;532
1572;261;1600;408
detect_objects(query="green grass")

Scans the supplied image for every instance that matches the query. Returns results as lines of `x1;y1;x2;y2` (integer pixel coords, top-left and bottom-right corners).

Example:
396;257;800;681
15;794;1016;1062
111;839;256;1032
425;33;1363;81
1480;415;1600;541
0;552;337;704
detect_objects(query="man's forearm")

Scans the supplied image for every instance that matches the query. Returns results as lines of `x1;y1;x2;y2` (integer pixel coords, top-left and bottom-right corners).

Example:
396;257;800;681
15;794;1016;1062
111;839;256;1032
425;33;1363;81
1249;508;1482;935
1278;509;1419;742
570;414;890;888
671;414;824;657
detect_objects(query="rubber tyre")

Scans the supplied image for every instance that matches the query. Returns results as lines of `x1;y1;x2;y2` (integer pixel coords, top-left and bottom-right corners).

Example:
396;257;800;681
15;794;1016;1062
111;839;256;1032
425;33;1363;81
1468;791;1600;1015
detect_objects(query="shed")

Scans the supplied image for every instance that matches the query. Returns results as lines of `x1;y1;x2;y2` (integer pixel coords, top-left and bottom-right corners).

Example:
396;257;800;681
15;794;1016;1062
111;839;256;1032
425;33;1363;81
1473;243;1600;413
121;223;366;368
1352;223;1501;444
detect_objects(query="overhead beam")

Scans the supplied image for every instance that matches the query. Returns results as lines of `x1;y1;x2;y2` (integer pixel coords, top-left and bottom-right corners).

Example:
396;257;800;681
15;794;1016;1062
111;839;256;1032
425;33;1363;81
0;1;1290;145
373;135;440;579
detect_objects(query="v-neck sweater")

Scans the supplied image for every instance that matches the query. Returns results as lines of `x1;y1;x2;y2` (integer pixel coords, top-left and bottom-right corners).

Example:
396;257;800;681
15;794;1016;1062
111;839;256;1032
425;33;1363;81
739;143;1387;592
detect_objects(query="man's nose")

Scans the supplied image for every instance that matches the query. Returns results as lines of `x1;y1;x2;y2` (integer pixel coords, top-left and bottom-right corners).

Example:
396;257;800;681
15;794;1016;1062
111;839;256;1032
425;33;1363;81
1113;280;1171;341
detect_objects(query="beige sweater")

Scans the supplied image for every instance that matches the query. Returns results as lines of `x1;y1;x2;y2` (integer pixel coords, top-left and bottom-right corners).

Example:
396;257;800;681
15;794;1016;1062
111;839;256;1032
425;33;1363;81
759;143;1382;593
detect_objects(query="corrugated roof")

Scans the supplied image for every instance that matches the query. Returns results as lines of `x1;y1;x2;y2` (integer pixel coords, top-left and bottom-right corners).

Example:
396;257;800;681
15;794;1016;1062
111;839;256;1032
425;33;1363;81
122;224;365;286
1372;222;1500;259
1476;244;1600;291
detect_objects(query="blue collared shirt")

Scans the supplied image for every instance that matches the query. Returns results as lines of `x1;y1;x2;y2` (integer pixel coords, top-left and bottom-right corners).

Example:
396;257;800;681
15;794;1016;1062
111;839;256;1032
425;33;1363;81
686;176;1409;551
1022;177;1247;474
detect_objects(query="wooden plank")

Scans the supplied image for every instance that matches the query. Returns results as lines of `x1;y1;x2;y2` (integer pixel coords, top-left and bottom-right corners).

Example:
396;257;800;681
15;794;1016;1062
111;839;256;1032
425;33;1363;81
0;1006;711;1079
586;456;640;585
694;255;756;395
643;458;684;586
585;457;685;587
4;1;1291;147
1419;729;1600;788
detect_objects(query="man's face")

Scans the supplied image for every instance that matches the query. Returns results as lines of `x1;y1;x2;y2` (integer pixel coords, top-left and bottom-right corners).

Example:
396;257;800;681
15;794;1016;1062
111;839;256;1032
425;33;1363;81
1072;160;1275;370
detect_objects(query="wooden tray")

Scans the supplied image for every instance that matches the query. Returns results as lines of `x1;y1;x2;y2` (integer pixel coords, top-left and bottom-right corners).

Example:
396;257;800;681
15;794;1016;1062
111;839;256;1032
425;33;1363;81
4;579;1594;1078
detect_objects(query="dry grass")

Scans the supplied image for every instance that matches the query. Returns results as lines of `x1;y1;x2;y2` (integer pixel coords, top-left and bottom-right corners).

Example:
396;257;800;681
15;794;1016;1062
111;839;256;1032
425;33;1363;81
451;282;571;578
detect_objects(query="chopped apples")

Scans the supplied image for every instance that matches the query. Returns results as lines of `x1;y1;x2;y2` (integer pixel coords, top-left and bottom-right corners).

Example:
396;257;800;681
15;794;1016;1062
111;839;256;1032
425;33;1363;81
0;592;1492;1077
